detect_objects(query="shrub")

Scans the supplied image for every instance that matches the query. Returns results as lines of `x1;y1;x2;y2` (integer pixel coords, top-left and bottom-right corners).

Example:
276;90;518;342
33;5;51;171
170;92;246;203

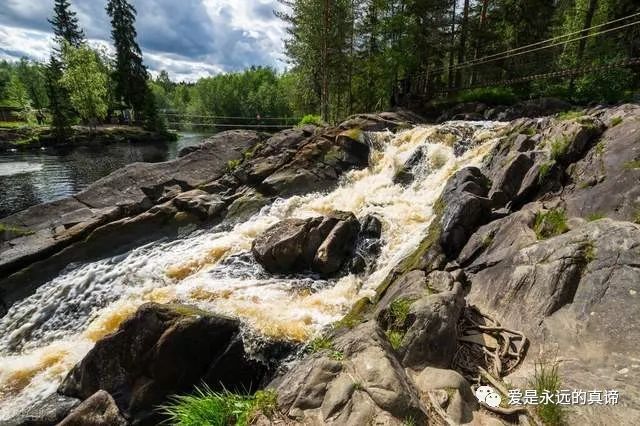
456;87;518;106
534;209;568;240
298;114;323;126
162;386;278;426
529;361;563;426
574;65;635;104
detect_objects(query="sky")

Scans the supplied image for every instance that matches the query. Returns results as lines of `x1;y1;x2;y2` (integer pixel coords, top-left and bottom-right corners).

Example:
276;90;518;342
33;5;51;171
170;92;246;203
0;0;289;82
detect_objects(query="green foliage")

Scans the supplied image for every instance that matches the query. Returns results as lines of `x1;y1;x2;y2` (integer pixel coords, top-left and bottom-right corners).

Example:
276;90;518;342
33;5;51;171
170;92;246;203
162;386;278;426
534;209;569;240
386;330;405;350
61;44;109;126
309;336;333;352
586;212;605;222
298;114;323;126
529;361;564;426
457;87;518;106
403;416;416;426
226;159;241;172
573;65;635;104
556;110;584;121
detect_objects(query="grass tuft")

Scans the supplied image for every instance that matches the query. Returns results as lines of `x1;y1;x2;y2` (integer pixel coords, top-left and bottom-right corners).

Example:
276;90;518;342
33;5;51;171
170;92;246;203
586;212;605;222
161;386;278;426
308;336;333;353
534;209;568;240
623;160;640;170
529;361;564;426
538;161;555;184
386;330;405;350
549;136;570;161
226;159;241;172
389;298;413;328
610;116;623;127
557;110;584;121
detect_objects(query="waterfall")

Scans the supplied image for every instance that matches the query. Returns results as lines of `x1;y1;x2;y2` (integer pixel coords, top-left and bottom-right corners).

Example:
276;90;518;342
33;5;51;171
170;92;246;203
0;121;502;420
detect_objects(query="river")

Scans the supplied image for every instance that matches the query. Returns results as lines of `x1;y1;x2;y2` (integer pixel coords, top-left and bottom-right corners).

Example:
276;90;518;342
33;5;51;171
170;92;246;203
0;122;503;420
0;132;211;219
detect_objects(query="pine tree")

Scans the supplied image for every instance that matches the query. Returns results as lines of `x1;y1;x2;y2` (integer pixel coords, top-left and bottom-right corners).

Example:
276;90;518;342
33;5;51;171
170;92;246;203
47;0;85;141
48;0;85;51
106;0;150;113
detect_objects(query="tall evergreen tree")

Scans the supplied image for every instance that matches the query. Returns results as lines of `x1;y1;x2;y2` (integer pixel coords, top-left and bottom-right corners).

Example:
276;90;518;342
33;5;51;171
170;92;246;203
106;0;149;112
47;0;85;141
48;0;85;51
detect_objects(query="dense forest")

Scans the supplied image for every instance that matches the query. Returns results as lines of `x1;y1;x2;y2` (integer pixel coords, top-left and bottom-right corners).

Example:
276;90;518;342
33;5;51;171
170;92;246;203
1;0;639;128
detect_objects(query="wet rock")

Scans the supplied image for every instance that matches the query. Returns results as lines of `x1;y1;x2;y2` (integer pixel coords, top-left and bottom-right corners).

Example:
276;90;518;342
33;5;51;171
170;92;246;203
338;111;421;132
225;188;270;222
393;146;426;185
439;167;493;258
397;283;465;369
252;212;360;276
375;270;428;317
172;189;225;220
59;303;276;424
58;391;127;426
272;322;427;425
3;393;80;426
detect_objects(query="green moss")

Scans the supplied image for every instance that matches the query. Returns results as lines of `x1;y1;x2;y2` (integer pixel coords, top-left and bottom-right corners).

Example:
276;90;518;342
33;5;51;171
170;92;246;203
481;233;494;248
334;297;371;330
161;386;278;426
534;209;569;240
610;116;623;127
634;209;640;225
529;361;564;426
586;212;605;222
341;128;364;142
0;223;34;236
226;158;241;172
623;160;640;170
557;110;584;121
386;330;405;350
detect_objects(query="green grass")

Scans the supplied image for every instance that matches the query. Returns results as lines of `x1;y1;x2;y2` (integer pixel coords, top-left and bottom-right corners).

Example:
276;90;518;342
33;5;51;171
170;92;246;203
161;386;278;426
538;161;555;184
634;209;640;225
308;336;333;352
534;209;569;240
0;121;33;129
389;298;413;328
298;114;323;126
403;416;416;426
623;160;640;170
557;110;584;121
0;223;34;236
386;330;405;350
595;141;605;156
529;361;564;426
586;212;605;222
610;116;623;127
549;136;570;161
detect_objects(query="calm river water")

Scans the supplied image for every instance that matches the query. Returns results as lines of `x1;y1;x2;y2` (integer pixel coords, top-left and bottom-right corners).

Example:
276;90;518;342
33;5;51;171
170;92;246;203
0;133;210;219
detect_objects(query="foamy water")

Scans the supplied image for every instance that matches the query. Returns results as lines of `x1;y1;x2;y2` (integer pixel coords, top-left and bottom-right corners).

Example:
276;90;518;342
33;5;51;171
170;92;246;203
0;122;502;420
0;162;43;177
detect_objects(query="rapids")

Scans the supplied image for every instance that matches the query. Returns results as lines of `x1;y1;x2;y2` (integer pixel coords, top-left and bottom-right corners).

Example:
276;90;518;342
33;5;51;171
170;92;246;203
0;122;503;420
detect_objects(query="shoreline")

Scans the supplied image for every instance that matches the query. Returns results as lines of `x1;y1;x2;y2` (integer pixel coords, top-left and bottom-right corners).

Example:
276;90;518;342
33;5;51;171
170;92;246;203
0;124;178;152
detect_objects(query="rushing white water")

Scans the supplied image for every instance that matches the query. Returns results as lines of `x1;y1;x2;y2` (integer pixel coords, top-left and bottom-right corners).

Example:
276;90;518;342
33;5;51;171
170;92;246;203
0;122;502;420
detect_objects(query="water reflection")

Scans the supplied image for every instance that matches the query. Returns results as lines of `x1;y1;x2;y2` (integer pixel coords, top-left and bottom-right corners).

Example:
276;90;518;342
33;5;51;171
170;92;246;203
0;133;210;219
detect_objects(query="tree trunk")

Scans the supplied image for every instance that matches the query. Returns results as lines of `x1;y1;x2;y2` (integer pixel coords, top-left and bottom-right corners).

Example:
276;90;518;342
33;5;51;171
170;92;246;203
448;0;457;90
569;0;598;94
455;0;470;89
471;0;490;86
322;0;330;122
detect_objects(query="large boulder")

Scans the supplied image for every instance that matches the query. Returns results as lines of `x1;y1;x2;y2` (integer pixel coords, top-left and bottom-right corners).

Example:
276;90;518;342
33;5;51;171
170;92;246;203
57;391;127;426
439;167;493;258
59;303;281;424
251;212;360;275
272;322;428;425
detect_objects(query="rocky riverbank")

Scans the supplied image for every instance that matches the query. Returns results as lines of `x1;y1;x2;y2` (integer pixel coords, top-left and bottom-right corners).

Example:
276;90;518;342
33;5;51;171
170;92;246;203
1;105;639;425
0;124;177;152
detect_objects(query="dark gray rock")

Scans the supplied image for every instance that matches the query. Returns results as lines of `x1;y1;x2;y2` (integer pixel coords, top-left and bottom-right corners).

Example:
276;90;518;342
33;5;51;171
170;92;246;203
439;167;493;258
59;303;277;424
252;212;360;276
272;322;427;425
2;393;80;426
57;391;127;426
397;283;465;369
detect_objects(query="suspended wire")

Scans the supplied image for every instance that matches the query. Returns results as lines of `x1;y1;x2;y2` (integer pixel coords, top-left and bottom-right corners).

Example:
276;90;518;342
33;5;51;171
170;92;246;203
453;11;640;69
160;113;301;121
425;14;640;76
